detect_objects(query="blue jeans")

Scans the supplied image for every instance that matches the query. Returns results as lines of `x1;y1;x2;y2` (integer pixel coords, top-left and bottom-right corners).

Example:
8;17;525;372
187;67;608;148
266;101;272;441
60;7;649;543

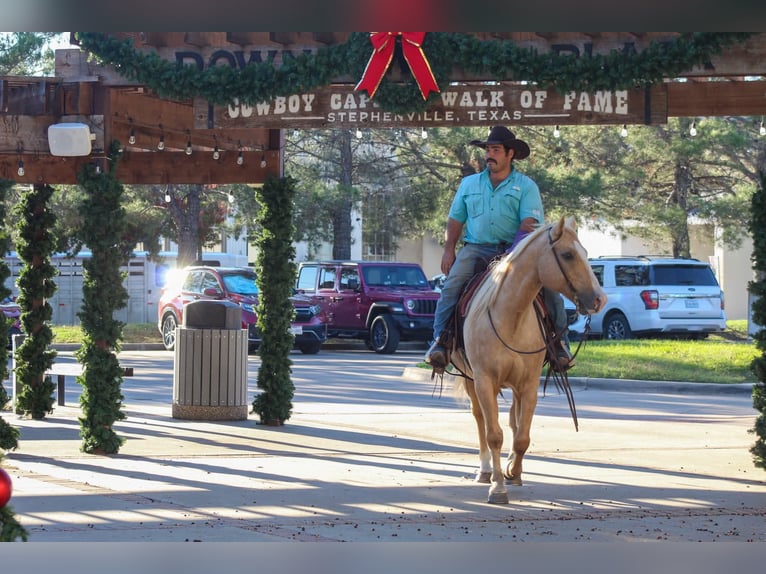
432;243;568;343
432;243;505;341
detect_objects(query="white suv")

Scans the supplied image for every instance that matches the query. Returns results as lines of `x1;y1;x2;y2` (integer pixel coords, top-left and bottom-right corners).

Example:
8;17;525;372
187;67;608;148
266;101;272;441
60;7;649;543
568;256;726;340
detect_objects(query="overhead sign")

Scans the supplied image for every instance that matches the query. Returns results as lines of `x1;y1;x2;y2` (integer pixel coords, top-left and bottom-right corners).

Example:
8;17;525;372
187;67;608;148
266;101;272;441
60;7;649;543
194;84;667;130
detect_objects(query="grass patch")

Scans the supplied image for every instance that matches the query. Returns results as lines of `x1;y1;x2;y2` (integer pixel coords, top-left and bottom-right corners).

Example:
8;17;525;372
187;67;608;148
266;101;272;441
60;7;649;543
418;320;759;385
52;323;161;344
568;338;757;384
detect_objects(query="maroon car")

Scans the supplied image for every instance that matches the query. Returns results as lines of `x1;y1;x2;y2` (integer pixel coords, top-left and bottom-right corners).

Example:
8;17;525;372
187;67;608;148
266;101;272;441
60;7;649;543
158;265;327;354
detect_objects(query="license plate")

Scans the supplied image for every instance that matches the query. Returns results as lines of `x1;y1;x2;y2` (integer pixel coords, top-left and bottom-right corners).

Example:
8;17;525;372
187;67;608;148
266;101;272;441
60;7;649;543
290;325;303;335
684;299;699;308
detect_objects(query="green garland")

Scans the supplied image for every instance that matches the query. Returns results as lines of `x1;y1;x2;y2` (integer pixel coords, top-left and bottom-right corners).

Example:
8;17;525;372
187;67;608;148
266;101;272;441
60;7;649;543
0;180;19;451
0;180;25;542
75;142;130;454
252;176;297;425
13;184;57;420
73;32;755;115
748;169;766;470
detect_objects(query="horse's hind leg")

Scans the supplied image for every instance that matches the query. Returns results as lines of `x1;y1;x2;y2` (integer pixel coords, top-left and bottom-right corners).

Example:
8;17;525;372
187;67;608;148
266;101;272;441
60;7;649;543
504;386;538;486
464;380;492;484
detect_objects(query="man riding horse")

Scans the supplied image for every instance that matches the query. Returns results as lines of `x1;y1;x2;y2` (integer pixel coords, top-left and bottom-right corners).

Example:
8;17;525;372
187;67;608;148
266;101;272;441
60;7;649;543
425;125;573;371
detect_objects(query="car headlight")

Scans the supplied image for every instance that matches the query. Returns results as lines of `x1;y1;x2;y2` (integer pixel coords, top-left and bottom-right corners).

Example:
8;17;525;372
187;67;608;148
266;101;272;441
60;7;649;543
405;299;415;311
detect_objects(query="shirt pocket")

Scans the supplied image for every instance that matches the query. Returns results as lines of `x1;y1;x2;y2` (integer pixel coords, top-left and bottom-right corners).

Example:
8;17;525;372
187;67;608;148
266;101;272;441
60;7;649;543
495;189;520;221
465;190;484;219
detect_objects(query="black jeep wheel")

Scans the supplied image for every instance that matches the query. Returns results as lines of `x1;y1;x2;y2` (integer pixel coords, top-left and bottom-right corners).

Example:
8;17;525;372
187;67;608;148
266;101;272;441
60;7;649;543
369;314;400;354
297;341;322;354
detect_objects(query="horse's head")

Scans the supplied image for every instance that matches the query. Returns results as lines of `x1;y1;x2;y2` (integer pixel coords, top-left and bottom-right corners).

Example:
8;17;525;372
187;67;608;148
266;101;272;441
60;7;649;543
543;216;607;315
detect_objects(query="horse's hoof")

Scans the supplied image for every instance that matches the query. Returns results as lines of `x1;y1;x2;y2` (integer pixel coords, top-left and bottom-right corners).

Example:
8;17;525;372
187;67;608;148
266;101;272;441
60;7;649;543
475;471;492;484
487;491;509;504
509;476;523;486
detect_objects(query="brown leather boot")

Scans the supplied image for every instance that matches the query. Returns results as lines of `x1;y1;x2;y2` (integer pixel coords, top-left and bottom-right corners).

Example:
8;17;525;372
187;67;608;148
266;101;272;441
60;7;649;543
424;340;447;369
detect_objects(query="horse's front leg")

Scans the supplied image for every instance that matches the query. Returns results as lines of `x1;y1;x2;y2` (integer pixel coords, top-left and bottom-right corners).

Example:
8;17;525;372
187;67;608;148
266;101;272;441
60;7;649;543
474;379;508;504
505;385;538;486
463;379;492;484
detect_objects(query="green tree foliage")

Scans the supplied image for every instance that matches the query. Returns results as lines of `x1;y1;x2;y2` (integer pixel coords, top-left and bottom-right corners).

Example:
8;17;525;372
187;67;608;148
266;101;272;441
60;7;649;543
13;184;56;420
748;168;766;470
525;119;756;256
252;177;296;425
75;145;130;454
0;32;56;75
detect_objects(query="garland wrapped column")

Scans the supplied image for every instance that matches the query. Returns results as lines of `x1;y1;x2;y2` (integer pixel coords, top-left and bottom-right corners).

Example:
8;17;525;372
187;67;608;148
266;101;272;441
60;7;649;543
0;179;27;542
748;168;766;470
13;183;57;419
252;176;297;425
75;143;130;454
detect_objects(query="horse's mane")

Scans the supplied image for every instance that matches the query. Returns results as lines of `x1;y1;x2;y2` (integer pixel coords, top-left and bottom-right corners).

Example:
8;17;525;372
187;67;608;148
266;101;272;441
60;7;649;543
471;223;553;313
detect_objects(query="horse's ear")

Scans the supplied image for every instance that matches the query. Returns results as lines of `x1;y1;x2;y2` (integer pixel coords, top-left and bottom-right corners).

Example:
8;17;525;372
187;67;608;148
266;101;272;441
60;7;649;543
551;216;566;242
565;215;577;231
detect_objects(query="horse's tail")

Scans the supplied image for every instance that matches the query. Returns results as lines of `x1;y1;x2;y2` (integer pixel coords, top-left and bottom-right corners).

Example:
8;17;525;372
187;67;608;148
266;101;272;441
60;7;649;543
449;355;473;407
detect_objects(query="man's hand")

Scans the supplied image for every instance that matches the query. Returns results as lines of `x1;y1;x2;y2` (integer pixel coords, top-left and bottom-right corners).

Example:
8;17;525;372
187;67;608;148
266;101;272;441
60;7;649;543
441;249;456;275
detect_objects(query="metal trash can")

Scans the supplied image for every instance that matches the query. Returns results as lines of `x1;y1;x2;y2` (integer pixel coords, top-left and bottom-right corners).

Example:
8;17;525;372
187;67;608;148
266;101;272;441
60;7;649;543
172;300;249;420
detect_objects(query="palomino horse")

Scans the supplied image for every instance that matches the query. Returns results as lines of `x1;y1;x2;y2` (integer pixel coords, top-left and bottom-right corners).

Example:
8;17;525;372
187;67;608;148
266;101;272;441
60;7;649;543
451;216;606;504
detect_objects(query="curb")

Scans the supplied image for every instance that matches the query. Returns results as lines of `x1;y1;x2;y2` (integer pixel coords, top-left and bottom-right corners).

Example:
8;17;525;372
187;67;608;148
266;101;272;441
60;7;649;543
402;367;755;396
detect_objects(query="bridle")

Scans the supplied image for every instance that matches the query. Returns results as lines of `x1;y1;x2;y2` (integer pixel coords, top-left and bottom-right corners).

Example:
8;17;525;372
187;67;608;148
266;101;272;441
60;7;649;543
548;227;580;311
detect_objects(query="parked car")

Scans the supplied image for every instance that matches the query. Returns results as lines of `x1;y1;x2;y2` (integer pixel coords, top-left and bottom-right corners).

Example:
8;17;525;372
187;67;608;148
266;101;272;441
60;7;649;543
295;260;439;353
429;273;446;292
157;265;327;354
567;256;726;340
1;296;22;348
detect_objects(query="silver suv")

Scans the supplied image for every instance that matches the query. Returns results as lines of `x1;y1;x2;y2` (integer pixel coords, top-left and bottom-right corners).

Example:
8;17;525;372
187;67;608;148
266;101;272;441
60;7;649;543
568;256;726;340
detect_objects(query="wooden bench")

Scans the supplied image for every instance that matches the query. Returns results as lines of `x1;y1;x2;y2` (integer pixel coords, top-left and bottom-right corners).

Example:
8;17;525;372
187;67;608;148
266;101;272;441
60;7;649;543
12;363;134;407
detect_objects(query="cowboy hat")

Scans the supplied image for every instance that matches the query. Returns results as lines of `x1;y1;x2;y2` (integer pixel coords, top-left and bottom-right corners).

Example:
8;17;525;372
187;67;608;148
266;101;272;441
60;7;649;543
470;125;530;160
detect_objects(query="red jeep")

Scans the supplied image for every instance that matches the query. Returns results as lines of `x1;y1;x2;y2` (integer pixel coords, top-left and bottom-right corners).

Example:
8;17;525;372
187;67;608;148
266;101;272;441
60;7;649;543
295;260;439;354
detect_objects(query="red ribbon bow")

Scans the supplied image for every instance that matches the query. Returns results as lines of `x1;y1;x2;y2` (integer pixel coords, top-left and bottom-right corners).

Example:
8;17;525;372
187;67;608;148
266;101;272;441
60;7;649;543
355;32;440;100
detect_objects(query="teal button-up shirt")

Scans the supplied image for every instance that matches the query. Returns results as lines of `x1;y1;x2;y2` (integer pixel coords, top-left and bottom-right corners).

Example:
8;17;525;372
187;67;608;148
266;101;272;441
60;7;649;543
448;168;544;244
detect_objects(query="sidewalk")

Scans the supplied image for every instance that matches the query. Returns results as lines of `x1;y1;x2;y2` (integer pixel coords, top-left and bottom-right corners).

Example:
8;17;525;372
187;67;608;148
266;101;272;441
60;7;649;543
1;348;764;548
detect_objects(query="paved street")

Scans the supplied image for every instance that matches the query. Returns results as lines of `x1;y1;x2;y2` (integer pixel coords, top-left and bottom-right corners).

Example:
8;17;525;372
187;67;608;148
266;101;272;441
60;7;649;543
2;345;764;558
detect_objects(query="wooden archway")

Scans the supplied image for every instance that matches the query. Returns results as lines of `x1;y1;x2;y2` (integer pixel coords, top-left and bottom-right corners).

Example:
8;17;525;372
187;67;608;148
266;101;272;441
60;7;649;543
2;32;766;185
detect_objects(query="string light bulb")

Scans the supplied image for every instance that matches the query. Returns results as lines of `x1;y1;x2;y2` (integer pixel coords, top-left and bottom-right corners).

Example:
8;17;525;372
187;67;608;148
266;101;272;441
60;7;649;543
760;117;766;137
213;145;220;160
620;124;628;138
157;134;165;150
128;128;136;145
185;133;192;155
553;125;560;138
227;194;234;204
355;128;362;139
421;127;427;139
689;121;697;137
164;193;171;203
260;153;267;168
17;159;24;177
237;150;244;165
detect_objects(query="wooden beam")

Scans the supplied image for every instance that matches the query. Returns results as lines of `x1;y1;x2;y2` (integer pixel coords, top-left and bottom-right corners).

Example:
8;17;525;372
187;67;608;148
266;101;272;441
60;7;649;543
64;34;766;86
0;150;281;185
667;81;766;117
